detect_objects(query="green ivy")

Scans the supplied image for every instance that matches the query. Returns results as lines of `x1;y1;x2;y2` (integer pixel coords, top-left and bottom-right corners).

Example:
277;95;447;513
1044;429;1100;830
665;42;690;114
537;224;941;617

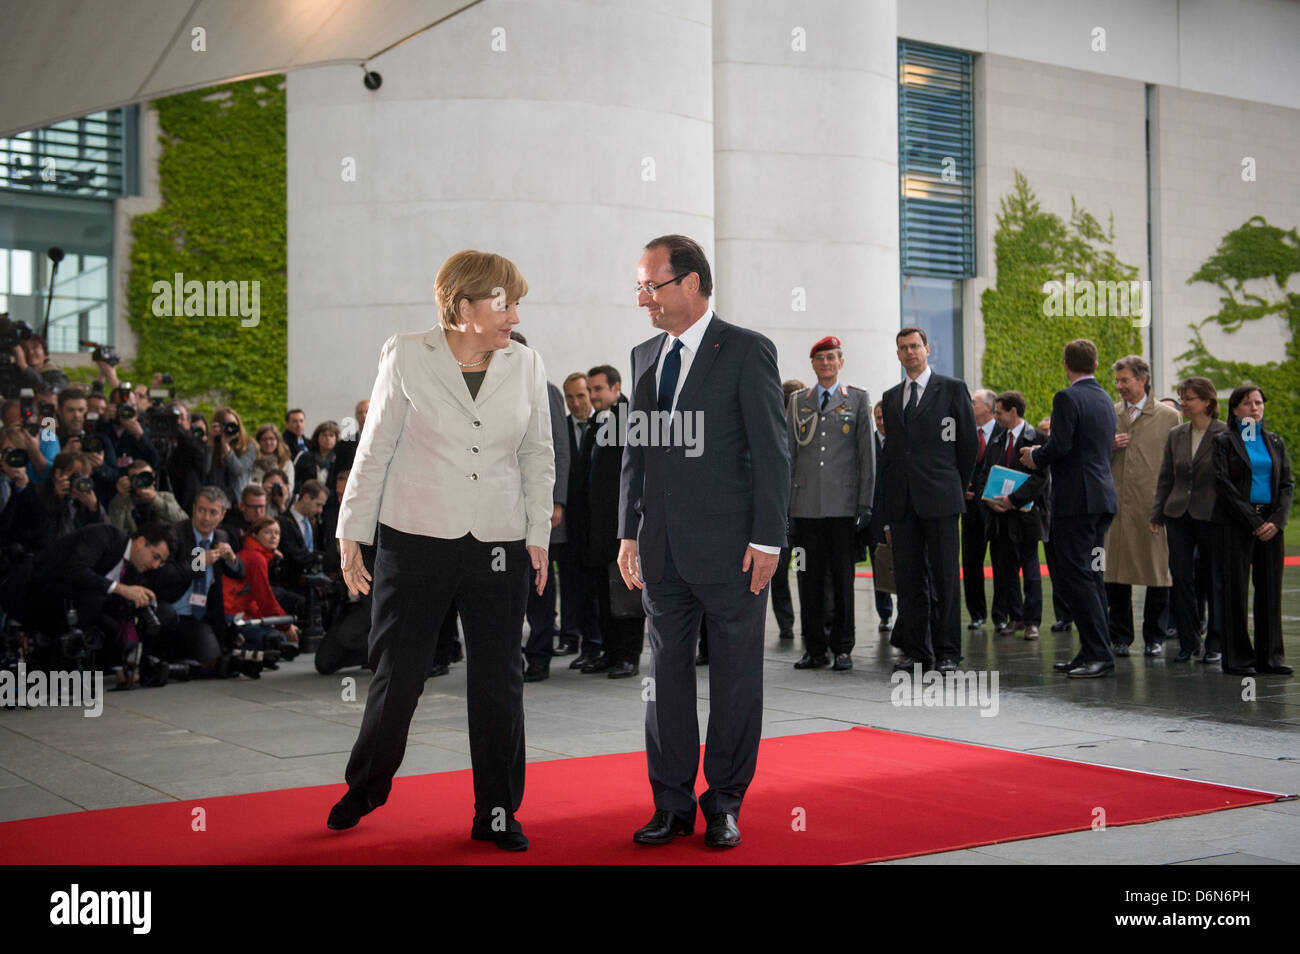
1176;215;1300;467
121;76;287;426
981;172;1143;422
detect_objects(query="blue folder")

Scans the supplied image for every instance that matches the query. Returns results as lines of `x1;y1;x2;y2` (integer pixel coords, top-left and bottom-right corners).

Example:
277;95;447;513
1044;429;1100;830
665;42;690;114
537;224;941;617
981;464;1034;511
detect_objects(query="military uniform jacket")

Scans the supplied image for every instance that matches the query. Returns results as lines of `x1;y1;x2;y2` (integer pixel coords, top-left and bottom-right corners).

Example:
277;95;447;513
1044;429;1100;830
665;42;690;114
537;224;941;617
787;382;874;519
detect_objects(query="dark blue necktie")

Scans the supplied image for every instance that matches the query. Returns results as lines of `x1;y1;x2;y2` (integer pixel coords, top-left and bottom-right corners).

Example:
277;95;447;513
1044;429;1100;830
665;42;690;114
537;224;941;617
903;380;919;425
657;339;684;413
820;390;829;411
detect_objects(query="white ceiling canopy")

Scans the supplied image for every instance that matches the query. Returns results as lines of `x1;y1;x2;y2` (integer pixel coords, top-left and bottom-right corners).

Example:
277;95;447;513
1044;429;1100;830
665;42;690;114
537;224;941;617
0;0;479;137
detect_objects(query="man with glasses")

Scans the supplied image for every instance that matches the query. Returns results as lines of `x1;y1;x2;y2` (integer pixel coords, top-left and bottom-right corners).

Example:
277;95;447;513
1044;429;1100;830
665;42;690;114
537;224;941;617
618;234;789;849
878;326;978;673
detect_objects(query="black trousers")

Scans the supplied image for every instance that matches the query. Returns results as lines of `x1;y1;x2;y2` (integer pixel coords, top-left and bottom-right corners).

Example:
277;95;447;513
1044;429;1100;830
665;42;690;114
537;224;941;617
643;543;766;819
1106;582;1170;648
343;526;529;821
524;546;559;666
793;516;856;655
1052;513;1114;663
770;546;795;635
594;562;646;665
867;543;893;622
961;501;991;620
990;534;1042;626
1165;515;1223;656
556;542;601;654
1221;515;1286;671
892;493;962;666
1042;538;1073;625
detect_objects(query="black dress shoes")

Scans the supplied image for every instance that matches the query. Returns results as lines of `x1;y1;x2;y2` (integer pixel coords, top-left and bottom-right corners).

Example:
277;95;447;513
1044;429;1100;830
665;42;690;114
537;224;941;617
778;629;795;640
794;652;829;670
967;618;986;630
1223;666;1256;676
633;809;694;844
523;661;549;682
1111;643;1131;657
326;790;374;830
1259;663;1294;675
471;816;529;851
1144;643;1164;656
1053;657;1083;672
1068;660;1115;678
832;652;853;671
553;639;579;656
581;655;614;674
878;619;893;632
608;660;639;678
893;656;927;672
936;657;959;673
427;662;450;677
1051;620;1073;633
570;652;599;670
1202;652;1222;664
704;812;742;848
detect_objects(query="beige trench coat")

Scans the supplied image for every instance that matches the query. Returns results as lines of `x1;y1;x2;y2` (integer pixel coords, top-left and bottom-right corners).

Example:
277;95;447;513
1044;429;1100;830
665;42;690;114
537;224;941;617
1104;399;1181;586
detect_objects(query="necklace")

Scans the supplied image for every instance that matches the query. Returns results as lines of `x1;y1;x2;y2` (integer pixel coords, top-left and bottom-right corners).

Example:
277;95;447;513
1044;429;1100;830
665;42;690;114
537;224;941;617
454;351;490;368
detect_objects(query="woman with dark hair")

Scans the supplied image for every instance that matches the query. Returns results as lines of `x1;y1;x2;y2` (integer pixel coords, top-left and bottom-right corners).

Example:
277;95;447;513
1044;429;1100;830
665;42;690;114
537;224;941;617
294;420;339;489
1214;385;1293;676
252;423;297;496
225;515;301;651
1149;377;1226;662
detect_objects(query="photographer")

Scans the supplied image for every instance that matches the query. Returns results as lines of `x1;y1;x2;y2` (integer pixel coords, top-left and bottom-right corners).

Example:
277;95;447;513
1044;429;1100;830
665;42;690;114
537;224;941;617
108;459;188;533
23;521;173;684
2;396;57;483
203;406;256;505
6;449;104;556
261;468;290;519
294;420;339;489
0;430;32;542
56;388;120;507
251;423;296;496
163;403;206;514
97;385;159;470
226;516;301;652
16;335;70;394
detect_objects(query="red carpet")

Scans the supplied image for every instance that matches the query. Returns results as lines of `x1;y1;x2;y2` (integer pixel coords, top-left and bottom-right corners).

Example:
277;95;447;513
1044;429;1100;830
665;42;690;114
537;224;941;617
0;728;1284;865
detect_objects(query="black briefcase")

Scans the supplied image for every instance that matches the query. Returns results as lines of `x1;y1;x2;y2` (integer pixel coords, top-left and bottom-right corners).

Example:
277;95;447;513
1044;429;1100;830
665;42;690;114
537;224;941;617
608;562;646;619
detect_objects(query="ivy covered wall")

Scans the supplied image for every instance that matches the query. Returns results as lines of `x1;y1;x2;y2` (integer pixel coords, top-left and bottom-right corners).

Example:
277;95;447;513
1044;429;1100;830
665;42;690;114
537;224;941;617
96;76;287;425
981;172;1144;423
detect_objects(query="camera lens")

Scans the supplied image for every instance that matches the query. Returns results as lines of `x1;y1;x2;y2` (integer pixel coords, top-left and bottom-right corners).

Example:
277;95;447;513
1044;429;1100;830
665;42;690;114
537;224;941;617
132;471;155;489
223;421;240;437
84;435;104;454
71;475;94;494
118;405;136;420
3;448;29;468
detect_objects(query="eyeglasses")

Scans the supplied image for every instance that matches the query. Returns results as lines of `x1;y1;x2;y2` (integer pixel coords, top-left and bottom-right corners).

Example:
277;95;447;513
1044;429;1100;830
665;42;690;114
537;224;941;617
635;273;688;297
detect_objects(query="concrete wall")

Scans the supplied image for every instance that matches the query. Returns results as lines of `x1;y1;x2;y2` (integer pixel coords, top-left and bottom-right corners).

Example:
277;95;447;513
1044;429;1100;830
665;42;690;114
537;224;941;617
287;0;714;421
712;0;900;396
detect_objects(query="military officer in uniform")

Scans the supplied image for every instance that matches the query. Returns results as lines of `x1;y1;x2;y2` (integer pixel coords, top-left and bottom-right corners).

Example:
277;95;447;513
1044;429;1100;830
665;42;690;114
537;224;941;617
787;336;875;671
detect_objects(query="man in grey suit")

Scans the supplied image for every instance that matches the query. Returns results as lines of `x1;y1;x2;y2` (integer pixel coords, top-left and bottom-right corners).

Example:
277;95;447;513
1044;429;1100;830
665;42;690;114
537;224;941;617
617;235;789;849
787;335;874;671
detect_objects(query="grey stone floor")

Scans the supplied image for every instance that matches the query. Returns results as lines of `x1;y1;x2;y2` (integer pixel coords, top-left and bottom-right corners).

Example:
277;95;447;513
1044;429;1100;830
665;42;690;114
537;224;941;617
1;573;1297;864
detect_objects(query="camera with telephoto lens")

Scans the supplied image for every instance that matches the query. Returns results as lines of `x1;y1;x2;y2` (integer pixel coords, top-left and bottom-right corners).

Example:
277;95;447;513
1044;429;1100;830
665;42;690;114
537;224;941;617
116;403;136;422
90;344;120;367
70;475;94;495
136;600;163;640
82;434;105;455
131;470;155;490
3;448;28;469
220;420;240;438
190;425;205;439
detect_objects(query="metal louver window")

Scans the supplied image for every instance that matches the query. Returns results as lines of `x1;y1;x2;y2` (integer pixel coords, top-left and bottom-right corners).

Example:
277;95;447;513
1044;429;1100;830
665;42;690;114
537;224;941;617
898;41;974;279
1;108;132;199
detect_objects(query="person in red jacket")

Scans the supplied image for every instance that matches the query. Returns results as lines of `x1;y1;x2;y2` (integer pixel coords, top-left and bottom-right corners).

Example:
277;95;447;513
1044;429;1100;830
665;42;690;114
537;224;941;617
226;516;300;648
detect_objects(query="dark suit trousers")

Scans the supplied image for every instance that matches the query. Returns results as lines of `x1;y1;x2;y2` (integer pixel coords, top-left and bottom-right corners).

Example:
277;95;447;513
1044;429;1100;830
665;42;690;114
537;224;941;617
990;535;1042;626
524;547;559;664
344;526;529;821
867;543;893;622
643;544;766;819
1052;514;1114;663
770;546;795;634
1166;516;1223;656
794;516;856;655
556;542;602;653
1221;517;1286;671
1043;539;1073;624
892;491;962;665
961;501;991;620
1106;583;1170;648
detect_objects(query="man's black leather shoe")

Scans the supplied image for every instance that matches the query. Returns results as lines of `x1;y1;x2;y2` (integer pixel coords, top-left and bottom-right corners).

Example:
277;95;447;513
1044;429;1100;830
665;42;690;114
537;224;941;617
581;655;614;674
428;663;450;677
1224;666;1256;676
633;810;694;844
778;629;794;640
936;657;959;673
471;816;529;851
1259;664;1294;675
1144;643;1163;656
570;652;598;670
1051;620;1073;633
967;618;986;630
832;653;852;671
327;791;373;830
1053;657;1083;672
553;639;579;656
794;652;829;670
608;660;639;678
1111;643;1131;657
704;813;742;848
893;656;927;672
1202;652;1222;664
1068;661;1115;678
523;662;549;682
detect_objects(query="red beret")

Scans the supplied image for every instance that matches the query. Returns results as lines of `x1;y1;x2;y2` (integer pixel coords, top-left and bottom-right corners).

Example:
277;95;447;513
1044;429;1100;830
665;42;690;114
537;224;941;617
810;336;841;358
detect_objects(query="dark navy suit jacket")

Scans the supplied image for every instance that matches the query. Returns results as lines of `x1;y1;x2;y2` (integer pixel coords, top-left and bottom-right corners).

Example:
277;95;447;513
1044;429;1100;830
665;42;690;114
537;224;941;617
617;313;789;585
1030;377;1117;517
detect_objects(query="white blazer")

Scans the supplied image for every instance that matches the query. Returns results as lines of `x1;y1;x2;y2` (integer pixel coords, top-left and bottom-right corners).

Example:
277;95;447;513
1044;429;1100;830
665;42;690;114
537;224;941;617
335;326;555;550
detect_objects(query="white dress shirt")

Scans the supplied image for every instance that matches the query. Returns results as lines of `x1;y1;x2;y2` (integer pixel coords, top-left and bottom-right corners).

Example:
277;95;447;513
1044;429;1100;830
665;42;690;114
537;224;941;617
106;540;131;594
903;364;933;409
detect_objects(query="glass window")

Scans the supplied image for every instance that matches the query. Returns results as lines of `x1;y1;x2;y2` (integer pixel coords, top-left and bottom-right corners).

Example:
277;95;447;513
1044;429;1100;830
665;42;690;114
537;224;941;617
901;275;962;378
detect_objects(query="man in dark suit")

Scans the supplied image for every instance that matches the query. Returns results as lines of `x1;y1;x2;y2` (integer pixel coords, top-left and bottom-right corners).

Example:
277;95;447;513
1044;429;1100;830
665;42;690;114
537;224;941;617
972;390;1050;639
617;235;789;849
1020;339;1118;678
878;326;978;673
278;480;327;579
863;402;893;631
556;371;601;661
577;366;643;678
963;388;1005;630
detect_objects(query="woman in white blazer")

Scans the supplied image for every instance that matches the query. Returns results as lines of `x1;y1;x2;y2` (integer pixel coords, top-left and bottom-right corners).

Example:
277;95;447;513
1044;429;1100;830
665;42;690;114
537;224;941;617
326;250;555;851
